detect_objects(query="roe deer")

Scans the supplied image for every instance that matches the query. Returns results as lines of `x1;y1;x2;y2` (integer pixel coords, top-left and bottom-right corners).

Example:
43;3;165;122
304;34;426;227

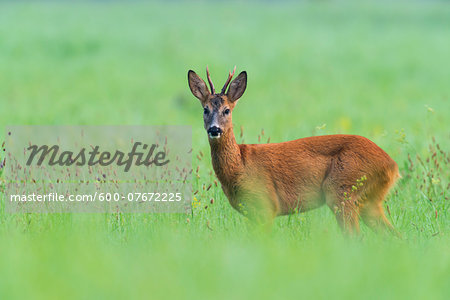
188;67;399;236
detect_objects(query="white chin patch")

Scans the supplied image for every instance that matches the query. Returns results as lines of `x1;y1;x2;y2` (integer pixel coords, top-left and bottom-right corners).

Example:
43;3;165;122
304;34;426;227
208;133;221;139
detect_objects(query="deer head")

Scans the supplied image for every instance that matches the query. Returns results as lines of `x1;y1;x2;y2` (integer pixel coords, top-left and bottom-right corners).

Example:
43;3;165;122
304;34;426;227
188;66;247;139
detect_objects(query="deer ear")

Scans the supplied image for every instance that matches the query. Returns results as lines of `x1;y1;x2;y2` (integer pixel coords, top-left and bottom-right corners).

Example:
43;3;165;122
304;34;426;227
188;70;210;102
227;71;247;102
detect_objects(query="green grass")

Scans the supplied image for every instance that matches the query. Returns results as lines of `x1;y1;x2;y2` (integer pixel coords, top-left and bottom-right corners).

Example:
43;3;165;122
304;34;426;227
0;1;449;299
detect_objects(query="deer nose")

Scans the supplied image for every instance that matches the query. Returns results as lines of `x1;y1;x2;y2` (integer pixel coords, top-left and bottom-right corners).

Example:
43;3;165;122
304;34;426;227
207;126;222;137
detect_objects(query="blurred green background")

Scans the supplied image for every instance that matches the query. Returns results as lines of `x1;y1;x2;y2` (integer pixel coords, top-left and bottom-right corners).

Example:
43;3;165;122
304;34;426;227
0;1;449;299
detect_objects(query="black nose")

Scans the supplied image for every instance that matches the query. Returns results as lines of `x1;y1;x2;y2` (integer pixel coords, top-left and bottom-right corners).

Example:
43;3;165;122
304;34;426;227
207;126;222;136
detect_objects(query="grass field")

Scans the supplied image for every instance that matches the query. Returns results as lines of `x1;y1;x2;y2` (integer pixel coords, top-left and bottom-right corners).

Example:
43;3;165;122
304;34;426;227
0;1;449;299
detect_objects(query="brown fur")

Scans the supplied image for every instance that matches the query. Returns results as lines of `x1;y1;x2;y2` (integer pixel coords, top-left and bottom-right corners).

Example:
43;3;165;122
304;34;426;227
188;68;399;235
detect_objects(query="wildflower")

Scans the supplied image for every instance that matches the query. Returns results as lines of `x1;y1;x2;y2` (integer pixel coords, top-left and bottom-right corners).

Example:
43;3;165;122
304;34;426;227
425;105;434;113
431;178;440;185
192;197;200;209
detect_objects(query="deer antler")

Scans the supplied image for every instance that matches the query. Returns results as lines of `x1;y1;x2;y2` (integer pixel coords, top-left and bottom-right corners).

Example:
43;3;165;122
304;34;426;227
206;66;215;94
221;66;236;94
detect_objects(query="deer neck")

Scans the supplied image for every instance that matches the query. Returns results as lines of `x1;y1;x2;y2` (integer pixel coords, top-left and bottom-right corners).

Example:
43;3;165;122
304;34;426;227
209;127;243;186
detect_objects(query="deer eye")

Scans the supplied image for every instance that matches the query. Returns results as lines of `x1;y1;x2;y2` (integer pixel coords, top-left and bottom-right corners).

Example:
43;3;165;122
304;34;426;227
224;108;230;115
203;107;209;115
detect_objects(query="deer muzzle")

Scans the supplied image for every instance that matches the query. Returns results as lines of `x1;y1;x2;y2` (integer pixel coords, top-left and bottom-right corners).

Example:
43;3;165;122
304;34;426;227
207;126;222;139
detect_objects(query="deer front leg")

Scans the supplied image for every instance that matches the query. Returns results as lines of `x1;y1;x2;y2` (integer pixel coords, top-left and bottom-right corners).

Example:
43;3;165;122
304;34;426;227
235;188;278;230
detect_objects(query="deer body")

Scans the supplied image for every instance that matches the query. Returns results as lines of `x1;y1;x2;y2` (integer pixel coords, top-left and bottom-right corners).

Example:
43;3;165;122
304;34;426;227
188;67;399;235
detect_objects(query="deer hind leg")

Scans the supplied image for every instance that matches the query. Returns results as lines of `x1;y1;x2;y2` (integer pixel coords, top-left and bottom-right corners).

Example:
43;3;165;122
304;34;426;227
359;184;399;236
325;191;361;236
360;202;395;234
